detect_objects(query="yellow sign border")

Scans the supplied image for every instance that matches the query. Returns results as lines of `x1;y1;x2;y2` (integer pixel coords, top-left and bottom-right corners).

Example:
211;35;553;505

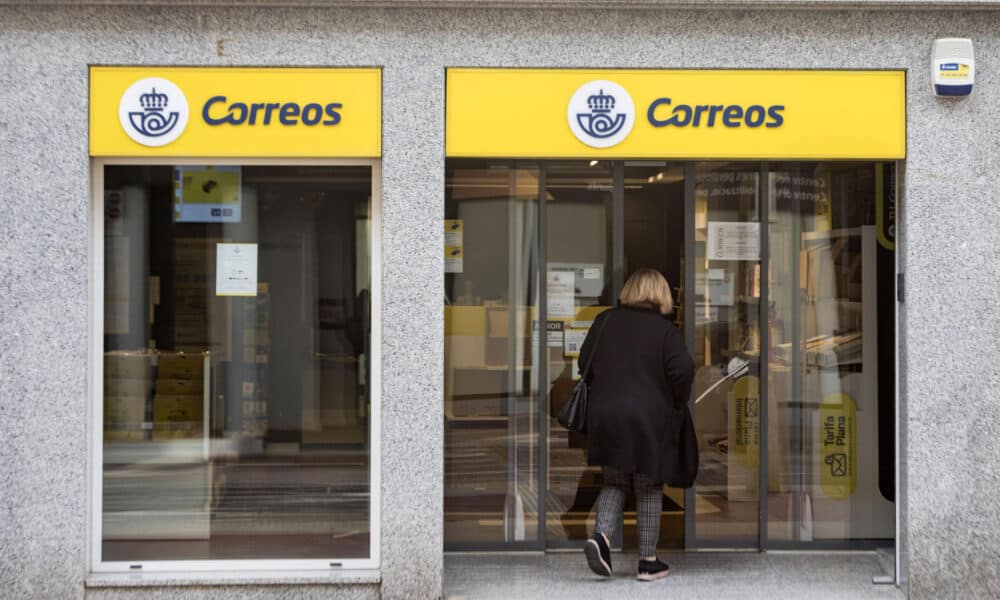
90;66;382;158
446;68;906;160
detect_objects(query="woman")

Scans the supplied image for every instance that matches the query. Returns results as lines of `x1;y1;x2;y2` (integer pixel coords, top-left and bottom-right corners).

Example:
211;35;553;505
578;268;695;582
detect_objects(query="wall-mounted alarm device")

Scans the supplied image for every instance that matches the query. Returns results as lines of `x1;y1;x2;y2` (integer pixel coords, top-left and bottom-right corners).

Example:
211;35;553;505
933;38;974;97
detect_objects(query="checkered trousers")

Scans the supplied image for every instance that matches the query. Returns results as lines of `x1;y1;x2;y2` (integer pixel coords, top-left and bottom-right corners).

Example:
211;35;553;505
593;467;663;558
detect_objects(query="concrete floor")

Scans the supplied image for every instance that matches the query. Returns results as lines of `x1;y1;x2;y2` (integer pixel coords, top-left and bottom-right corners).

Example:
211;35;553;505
444;551;904;600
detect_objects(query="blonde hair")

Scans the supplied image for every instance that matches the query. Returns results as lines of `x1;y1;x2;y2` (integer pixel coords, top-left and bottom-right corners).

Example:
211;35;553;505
619;268;674;315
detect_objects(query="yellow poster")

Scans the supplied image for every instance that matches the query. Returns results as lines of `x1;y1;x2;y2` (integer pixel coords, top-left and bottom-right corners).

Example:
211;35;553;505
819;393;857;499
175;165;241;223
730;375;760;468
445;219;464;273
445;245;464;274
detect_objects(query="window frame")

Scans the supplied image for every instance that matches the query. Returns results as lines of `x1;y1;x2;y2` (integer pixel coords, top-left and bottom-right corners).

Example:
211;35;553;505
87;157;383;575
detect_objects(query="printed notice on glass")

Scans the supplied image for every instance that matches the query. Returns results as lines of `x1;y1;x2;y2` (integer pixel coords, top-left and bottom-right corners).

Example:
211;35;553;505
216;243;258;297
175;166;242;224
564;328;588;357
547;270;576;319
707;222;760;261
532;320;565;349
445;219;464;273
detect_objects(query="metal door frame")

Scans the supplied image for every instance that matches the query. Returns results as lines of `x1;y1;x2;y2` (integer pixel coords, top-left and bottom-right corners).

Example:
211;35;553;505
446;159;900;577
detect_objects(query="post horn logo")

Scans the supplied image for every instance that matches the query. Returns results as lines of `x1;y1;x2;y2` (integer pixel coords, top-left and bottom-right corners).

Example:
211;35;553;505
118;77;189;147
567;80;635;149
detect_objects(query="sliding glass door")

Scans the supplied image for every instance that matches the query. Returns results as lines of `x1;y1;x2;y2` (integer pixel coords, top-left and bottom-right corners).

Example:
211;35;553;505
443;160;541;548
443;159;896;553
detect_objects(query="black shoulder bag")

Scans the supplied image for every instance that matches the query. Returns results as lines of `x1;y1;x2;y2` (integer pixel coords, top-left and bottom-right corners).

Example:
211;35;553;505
557;312;612;433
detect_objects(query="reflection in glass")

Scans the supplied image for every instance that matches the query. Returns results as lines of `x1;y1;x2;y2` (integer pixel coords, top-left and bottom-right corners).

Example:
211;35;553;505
443;160;540;546
544;160;613;548
692;162;761;548
766;162;895;545
438;158;894;552
102;165;372;561
623;161;687;549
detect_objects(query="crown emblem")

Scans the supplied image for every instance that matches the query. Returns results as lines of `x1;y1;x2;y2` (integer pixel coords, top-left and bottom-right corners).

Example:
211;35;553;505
587;89;616;113
568;80;634;148
127;85;180;138
139;88;169;111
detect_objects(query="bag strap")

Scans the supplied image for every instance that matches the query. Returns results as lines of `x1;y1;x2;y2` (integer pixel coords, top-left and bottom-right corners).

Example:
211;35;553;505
580;310;613;380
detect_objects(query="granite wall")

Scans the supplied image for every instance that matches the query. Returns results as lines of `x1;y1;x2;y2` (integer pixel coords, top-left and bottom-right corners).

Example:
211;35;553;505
2;4;1000;599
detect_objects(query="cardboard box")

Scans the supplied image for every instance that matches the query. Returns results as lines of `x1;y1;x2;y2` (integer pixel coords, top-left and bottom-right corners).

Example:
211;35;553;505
104;394;147;442
156;378;203;396
157;353;205;380
104;377;151;398
104;352;153;380
152;394;204;440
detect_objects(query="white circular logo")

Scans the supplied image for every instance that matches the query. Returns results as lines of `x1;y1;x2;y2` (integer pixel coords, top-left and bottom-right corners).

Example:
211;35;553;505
567;80;635;148
118;77;189;147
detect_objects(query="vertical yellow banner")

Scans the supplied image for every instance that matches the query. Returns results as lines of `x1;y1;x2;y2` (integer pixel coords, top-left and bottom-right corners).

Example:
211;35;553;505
730;375;760;469
819;393;857;499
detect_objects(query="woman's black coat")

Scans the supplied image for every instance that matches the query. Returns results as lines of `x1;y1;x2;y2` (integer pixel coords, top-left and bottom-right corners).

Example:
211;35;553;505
578;305;696;484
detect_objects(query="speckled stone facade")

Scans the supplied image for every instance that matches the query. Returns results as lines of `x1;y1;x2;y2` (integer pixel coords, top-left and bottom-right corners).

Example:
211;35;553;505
2;4;1000;600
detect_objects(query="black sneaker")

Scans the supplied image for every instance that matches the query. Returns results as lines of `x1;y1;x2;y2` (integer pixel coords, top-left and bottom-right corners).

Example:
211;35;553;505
583;533;612;577
637;558;670;581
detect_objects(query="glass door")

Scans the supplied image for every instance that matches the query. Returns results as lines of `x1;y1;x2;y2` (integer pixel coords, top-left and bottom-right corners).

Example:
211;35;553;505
443;160;542;548
765;162;896;548
690;163;764;548
443;158;895;553
542;160;615;548
621;161;688;550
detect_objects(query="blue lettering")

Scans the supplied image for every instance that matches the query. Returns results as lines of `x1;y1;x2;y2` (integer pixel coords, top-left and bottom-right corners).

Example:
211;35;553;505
666;105;692;127
706;105;725;127
264;102;281;125
301;103;323;126
744;105;766;127
323;103;342;125
279;103;300;125
648;99;784;129
248;102;265;125
202;98;343;127
692;105;708;127
203;96;228;125
647;97;673;127
227;102;248;125
766;105;785;128
722;105;743;127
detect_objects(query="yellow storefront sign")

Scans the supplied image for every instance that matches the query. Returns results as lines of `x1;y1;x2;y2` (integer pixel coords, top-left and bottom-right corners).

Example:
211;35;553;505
447;69;905;159
90;67;381;157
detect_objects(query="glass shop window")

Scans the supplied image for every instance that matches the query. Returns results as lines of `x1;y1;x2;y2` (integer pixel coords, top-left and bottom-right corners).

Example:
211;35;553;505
100;164;373;563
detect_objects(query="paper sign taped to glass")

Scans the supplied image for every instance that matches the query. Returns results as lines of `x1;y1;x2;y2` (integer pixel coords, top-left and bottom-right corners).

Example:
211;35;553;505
564;328;587;357
707;222;760;261
216;243;258;297
546;270;576;319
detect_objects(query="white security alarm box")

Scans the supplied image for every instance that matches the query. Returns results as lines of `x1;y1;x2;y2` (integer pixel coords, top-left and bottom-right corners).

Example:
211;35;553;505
933;38;974;97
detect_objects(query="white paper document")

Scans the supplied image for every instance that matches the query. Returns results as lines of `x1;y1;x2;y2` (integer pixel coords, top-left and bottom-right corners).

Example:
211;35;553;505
216;243;258;297
547;270;576;319
707;222;760;261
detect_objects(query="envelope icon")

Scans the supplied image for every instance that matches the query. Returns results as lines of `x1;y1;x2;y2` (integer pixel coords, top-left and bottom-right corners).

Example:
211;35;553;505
825;453;848;477
745;398;759;418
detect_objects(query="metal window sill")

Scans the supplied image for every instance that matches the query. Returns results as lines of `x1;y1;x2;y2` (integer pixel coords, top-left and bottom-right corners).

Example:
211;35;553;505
85;569;381;588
